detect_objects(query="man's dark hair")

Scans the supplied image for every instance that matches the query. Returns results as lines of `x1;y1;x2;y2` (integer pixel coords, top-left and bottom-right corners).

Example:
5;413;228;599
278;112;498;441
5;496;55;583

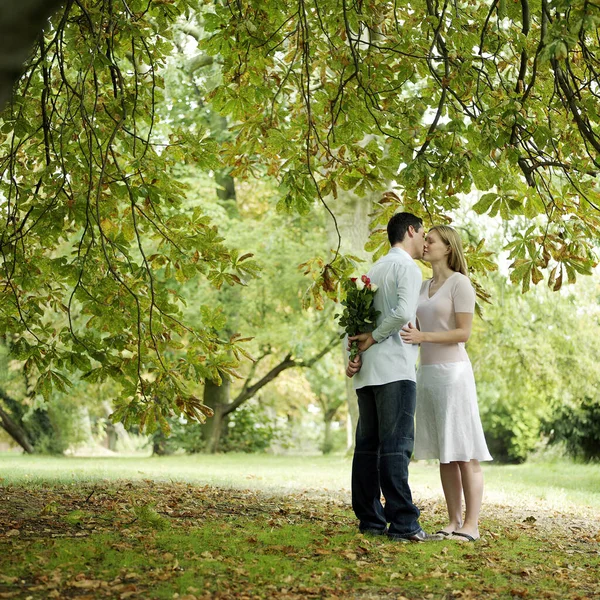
387;212;423;246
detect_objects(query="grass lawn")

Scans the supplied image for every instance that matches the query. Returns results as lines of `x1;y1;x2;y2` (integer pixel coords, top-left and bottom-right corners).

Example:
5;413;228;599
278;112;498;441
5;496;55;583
0;453;599;599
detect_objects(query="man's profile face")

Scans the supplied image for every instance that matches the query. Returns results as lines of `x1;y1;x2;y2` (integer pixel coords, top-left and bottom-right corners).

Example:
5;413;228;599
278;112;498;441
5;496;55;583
413;225;425;258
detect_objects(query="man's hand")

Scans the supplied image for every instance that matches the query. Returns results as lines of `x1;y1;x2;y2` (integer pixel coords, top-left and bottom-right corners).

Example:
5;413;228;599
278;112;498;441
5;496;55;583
346;355;362;378
347;332;377;353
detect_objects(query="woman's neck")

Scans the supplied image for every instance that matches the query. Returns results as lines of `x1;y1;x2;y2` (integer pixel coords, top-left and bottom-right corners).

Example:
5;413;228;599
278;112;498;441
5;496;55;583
430;261;454;282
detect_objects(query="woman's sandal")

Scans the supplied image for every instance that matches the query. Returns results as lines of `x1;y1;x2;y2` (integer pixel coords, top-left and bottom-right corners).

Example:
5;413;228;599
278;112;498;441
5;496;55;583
450;532;479;542
435;530;453;537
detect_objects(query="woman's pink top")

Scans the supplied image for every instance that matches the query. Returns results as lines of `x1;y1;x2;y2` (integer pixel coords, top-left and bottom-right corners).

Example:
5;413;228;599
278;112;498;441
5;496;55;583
416;272;475;365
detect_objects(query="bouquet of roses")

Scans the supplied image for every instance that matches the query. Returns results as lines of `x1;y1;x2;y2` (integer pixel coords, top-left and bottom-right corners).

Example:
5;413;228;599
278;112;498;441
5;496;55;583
337;275;381;360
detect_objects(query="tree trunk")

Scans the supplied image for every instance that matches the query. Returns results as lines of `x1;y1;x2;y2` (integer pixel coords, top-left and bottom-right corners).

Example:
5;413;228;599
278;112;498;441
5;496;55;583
0;386;60;453
201;340;336;453
152;435;169;456
0;0;66;110
202;378;231;453
0;397;34;453
105;421;118;451
77;406;94;447
322;413;335;455
325;190;374;453
102;401;130;451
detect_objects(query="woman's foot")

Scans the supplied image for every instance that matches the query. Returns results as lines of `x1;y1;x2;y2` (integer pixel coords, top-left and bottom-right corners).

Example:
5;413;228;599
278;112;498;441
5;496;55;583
436;521;462;536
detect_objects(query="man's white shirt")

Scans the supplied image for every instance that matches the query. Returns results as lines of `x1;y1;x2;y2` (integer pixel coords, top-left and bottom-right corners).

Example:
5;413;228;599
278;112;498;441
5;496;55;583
353;248;422;390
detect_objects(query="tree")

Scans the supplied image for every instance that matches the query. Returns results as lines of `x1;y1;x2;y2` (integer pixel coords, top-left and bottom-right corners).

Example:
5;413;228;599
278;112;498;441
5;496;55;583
305;354;347;454
0;1;260;432
0;340;96;454
468;269;600;461
173;184;341;452
4;0;600;438
202;0;599;300
546;396;600;461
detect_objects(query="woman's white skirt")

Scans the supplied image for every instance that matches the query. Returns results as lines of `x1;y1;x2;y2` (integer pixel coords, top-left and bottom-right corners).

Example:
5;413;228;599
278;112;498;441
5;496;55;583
415;361;492;463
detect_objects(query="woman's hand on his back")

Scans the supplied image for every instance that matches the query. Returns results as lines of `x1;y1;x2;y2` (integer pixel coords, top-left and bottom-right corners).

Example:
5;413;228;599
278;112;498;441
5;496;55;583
400;322;424;344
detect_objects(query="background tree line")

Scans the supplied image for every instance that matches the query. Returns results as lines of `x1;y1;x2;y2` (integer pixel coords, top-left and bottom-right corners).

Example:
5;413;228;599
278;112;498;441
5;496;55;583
0;1;599;461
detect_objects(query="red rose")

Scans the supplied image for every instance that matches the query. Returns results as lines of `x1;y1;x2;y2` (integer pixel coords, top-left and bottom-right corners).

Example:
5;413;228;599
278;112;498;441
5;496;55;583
351;277;357;282
361;275;370;284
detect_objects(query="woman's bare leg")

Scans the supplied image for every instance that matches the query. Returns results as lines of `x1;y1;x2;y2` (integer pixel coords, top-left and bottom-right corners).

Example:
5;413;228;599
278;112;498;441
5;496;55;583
454;460;483;540
439;462;463;534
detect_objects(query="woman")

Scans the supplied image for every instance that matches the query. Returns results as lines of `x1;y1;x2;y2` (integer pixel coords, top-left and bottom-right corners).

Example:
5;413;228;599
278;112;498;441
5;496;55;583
400;225;492;542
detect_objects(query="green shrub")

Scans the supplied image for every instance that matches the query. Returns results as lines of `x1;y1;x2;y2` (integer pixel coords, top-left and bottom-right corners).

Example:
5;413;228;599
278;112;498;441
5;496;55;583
220;401;285;453
544;397;600;462
167;418;205;454
478;384;542;463
150;400;287;454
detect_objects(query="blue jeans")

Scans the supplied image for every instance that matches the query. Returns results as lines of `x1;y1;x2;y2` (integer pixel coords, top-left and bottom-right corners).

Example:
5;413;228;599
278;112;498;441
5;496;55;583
352;380;421;536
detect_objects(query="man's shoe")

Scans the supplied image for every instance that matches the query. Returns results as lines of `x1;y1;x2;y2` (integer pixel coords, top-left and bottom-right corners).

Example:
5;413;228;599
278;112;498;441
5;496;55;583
388;528;444;542
360;527;388;536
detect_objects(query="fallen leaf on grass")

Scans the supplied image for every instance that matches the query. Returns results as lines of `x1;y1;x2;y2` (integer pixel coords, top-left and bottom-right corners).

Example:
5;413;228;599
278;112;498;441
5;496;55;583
4;529;20;537
111;584;137;593
41;502;59;515
71;579;104;589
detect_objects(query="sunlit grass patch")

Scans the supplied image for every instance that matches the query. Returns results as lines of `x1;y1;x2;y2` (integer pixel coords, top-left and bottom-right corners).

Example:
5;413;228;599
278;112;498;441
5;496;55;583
0;455;599;598
1;454;599;514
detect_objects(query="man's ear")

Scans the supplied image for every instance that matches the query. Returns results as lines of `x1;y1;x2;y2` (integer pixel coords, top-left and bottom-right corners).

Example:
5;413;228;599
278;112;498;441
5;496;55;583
407;225;415;238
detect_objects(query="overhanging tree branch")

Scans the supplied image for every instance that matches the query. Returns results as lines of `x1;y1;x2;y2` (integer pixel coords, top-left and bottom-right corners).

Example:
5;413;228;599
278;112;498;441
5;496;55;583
222;336;338;416
0;0;65;110
0;388;34;453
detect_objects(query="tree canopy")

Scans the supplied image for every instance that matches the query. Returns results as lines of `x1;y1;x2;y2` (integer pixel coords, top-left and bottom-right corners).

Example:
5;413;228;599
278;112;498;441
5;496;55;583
202;0;599;295
2;0;600;432
0;1;261;431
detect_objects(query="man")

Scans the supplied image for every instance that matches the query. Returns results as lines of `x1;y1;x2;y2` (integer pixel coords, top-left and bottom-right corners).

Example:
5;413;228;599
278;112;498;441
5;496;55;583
347;212;441;542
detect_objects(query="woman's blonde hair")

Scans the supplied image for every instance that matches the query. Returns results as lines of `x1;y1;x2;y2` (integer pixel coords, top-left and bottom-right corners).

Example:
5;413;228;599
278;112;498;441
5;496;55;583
429;225;469;276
